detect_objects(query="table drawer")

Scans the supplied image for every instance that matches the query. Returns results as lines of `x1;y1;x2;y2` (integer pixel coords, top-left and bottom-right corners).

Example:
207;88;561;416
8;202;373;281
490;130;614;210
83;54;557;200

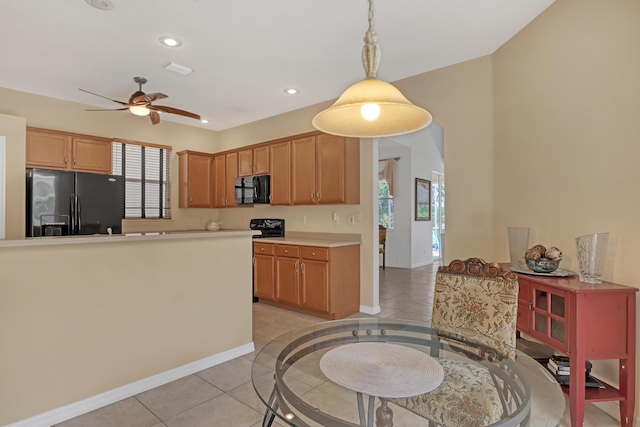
275;245;300;258
254;242;274;255
301;247;329;261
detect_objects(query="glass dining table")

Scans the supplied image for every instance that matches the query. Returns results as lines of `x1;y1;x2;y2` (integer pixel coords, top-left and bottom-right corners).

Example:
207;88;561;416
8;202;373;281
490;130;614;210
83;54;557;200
251;318;564;427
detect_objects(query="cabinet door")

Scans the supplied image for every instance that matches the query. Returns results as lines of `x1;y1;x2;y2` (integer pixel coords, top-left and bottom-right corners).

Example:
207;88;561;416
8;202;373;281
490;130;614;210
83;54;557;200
26;129;70;169
187;153;212;207
528;281;570;352
212;155;226;208
72;137;112;173
270;141;291;205
238;149;253;177
291;136;317;204
315;134;345;204
253;145;270;175
254;253;274;300
225;152;238;207
275;257;299;305
301;259;329;313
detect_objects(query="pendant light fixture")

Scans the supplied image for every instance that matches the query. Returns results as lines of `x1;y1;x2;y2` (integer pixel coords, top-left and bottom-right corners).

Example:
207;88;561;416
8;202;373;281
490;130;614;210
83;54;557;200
312;0;432;138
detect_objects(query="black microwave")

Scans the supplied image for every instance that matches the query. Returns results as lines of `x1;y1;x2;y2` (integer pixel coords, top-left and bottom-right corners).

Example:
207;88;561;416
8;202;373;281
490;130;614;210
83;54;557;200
234;175;270;205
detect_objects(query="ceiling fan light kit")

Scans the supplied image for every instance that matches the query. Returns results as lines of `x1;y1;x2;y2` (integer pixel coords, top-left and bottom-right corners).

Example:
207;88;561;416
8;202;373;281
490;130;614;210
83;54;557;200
312;0;432;138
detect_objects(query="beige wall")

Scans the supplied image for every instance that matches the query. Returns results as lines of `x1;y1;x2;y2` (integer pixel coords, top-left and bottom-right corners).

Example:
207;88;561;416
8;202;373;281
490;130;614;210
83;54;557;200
0;235;253;426
493;0;640;412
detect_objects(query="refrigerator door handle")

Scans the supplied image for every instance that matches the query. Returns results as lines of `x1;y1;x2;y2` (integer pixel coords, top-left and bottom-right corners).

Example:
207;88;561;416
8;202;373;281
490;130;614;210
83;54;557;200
77;195;81;232
70;194;76;234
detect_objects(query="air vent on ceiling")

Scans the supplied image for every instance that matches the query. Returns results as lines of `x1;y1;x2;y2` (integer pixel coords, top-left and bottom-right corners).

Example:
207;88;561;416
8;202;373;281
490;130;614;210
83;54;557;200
165;62;194;76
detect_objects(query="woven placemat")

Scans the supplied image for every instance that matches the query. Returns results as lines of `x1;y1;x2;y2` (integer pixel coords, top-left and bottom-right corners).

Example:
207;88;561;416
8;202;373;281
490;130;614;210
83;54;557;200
319;342;444;398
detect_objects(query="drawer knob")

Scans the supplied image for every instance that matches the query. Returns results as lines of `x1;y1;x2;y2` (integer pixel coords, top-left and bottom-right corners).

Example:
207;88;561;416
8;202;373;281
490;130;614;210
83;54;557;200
285;249;288;253
261;248;264;251
312;252;316;256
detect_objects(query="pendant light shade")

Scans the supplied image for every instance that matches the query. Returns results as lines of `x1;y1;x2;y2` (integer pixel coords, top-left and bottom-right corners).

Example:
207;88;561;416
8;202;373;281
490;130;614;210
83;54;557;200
312;0;432;138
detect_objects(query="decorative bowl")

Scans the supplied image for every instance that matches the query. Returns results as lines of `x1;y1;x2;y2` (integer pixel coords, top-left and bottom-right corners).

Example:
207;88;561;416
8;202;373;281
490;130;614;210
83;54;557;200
525;258;561;273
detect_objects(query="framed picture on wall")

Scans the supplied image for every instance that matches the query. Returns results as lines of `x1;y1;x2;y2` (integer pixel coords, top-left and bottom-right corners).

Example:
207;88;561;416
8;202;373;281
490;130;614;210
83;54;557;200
415;178;431;221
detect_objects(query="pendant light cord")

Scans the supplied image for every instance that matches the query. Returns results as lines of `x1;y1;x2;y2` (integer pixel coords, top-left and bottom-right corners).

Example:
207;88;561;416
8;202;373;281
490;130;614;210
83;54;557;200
362;0;380;78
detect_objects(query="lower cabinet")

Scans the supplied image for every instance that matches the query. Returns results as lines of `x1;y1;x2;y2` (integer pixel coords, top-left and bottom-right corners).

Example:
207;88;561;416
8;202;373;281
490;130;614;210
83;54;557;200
254;242;360;319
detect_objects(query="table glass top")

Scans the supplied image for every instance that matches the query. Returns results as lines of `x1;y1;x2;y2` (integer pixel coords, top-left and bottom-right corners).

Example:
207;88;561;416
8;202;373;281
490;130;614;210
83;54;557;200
251;318;564;427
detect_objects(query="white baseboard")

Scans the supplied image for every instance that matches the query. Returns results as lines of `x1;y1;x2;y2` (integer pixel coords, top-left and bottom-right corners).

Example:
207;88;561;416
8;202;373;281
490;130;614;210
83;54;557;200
359;305;381;315
590;399;639;426
4;342;255;427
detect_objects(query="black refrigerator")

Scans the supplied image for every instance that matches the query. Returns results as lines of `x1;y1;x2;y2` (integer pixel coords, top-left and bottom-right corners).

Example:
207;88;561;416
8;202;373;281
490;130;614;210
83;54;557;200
26;169;124;237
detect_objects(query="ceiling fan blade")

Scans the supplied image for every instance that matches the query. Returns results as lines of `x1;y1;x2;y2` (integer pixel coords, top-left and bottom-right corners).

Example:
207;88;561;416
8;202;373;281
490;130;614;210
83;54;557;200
150;105;201;120
149;111;161;125
79;89;128;106
131;92;168;104
85;108;129;111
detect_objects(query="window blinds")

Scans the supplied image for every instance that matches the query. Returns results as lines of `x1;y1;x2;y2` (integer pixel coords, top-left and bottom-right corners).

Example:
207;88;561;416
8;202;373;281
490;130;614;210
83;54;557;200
112;141;171;219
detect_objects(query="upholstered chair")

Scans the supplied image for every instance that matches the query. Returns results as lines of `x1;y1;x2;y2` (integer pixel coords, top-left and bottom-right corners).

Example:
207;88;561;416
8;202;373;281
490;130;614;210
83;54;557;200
387;258;519;427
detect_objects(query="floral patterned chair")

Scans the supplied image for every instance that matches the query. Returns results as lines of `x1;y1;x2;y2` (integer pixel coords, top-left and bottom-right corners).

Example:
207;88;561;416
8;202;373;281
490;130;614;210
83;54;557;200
387;258;519;427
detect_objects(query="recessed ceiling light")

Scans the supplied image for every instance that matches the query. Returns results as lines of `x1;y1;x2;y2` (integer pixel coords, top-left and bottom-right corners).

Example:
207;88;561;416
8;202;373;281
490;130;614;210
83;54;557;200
201;119;209;124
85;0;114;11
159;36;182;47
285;88;298;95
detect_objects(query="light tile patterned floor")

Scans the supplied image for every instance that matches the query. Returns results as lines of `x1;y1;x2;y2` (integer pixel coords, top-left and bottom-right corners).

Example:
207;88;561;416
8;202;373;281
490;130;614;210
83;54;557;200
55;263;620;427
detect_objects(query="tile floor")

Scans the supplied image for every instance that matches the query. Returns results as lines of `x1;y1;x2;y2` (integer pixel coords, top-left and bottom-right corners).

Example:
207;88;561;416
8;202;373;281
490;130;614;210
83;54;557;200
55;263;620;427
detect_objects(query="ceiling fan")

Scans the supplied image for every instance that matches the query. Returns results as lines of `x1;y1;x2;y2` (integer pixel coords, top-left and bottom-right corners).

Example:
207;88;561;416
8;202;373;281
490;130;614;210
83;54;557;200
79;76;201;125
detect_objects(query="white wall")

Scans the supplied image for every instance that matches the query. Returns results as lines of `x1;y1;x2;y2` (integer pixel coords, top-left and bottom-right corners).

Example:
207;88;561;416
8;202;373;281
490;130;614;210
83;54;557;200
378;122;444;268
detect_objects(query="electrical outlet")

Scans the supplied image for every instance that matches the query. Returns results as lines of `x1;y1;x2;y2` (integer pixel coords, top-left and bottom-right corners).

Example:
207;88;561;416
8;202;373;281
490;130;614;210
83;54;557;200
347;216;355;224
354;212;361;223
302;215;307;224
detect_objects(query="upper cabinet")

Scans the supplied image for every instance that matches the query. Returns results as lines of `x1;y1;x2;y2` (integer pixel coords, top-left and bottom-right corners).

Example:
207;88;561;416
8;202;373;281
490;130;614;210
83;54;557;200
178;151;212;208
212;152;238;208
292;134;360;205
238;145;270;177
177;131;360;208
26;127;112;174
270;141;292;205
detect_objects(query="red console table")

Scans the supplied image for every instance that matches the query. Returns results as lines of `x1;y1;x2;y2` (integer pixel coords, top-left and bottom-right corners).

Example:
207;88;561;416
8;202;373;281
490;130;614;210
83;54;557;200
508;266;637;427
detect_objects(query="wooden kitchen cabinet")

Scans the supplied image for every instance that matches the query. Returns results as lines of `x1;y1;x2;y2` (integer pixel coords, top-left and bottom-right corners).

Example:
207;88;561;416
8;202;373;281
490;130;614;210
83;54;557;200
178;150;212;208
274;245;300;306
26;127;112;174
512;268;637;427
212;153;238;208
291;133;360;205
238;145;269;177
300;247;330;313
261;243;359;319
253;242;275;300
269;140;292;205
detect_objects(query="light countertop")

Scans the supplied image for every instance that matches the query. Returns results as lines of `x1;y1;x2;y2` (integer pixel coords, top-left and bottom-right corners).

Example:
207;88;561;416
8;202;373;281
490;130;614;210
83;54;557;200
0;229;258;248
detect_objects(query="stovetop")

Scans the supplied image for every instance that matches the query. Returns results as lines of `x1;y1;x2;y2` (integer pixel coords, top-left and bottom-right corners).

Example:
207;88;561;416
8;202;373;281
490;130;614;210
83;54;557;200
249;218;285;239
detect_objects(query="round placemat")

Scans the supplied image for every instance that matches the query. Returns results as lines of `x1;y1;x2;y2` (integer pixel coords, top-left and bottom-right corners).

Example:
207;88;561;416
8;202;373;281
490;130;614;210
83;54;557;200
319;342;444;398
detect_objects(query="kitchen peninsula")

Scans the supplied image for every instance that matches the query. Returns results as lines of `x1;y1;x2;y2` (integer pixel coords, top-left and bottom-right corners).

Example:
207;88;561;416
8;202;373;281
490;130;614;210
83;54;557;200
0;230;255;426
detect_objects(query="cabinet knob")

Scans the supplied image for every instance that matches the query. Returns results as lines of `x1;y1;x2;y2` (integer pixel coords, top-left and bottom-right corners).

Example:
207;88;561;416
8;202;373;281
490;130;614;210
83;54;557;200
312;252;316;256
189;197;192;205
311;192;315;201
284;249;288;253
73;158;76;165
64;157;67;165
261;247;264;251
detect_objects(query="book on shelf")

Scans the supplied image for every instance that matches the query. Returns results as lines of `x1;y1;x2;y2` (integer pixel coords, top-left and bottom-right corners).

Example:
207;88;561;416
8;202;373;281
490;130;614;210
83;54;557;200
546;362;591;376
548;371;605;389
548;356;593;372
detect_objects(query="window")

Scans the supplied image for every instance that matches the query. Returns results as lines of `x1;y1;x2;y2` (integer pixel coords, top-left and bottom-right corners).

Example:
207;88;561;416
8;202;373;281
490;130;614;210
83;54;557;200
378;180;394;229
112;141;171;219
